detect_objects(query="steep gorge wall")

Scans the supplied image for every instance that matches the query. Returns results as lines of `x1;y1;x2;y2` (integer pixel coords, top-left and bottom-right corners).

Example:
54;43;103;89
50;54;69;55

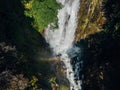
76;0;120;90
75;0;106;41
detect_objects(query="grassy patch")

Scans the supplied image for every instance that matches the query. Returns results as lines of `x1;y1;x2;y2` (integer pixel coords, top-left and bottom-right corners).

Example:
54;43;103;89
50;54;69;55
23;0;60;32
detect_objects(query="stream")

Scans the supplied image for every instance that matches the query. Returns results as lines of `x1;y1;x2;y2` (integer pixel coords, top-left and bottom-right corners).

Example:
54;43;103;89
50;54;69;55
45;0;81;90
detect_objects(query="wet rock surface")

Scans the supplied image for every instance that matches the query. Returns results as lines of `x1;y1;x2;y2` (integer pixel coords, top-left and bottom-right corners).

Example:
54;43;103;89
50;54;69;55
75;0;106;41
75;0;120;90
50;57;70;90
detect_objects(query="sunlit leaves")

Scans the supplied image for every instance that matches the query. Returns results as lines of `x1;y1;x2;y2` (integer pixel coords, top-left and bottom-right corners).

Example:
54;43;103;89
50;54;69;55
23;0;60;32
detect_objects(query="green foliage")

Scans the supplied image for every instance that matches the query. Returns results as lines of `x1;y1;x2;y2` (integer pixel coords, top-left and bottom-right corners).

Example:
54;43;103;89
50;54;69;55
24;0;60;32
103;0;120;39
30;76;40;90
78;0;120;90
0;42;29;90
0;0;53;89
60;85;69;90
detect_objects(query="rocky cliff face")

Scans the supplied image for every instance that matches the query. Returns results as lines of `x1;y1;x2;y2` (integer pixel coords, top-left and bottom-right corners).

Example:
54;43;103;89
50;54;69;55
50;1;107;89
75;0;120;90
75;0;106;41
44;0;120;90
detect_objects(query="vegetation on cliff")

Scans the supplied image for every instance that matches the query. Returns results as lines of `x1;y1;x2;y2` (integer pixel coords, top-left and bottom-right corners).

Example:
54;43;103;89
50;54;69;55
75;0;106;41
0;0;60;89
76;0;120;90
0;0;120;90
22;0;60;32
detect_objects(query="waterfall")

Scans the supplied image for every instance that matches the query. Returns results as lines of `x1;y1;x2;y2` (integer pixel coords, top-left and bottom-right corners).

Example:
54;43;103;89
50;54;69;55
45;0;81;90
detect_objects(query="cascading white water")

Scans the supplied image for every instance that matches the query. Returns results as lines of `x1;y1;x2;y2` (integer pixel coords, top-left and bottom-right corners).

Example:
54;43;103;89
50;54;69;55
45;0;81;90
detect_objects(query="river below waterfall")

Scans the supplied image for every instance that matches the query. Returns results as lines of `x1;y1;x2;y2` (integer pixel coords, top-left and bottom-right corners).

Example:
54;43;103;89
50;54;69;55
45;0;82;90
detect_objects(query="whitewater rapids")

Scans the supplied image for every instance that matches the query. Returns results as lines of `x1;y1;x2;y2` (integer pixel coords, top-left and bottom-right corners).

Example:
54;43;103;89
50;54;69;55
45;0;81;90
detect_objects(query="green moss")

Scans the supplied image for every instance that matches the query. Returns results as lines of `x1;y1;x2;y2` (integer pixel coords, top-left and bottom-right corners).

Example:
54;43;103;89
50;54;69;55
60;85;69;90
23;0;60;32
